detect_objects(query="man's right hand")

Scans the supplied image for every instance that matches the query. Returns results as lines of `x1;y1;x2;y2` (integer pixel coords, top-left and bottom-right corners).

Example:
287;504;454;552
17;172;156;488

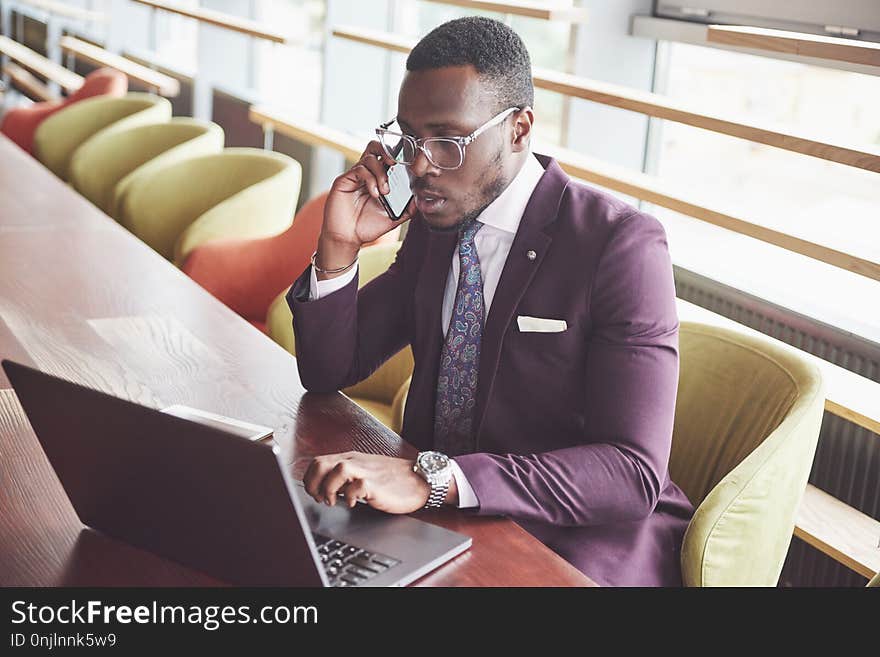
316;140;416;281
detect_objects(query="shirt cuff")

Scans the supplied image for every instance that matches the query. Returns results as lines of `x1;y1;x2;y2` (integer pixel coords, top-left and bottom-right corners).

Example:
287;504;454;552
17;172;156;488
308;261;359;301
450;459;479;509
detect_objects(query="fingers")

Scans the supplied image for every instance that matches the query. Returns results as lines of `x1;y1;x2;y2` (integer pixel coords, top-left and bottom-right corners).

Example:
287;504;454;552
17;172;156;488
303;456;332;502
345;164;384;203
304;453;352;503
318;460;355;507
363;139;397;169
333;140;402;206
340;479;368;509
356;141;395;197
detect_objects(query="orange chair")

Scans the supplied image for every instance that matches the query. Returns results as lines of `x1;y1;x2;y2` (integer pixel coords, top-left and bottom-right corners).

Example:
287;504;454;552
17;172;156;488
1;68;128;154
181;191;401;333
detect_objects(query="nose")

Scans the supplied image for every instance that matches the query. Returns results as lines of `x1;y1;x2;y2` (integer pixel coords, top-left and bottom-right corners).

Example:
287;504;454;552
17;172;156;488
408;148;439;179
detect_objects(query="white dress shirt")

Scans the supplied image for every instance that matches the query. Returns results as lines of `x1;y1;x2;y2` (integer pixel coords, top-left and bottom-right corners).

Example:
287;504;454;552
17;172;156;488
308;152;546;508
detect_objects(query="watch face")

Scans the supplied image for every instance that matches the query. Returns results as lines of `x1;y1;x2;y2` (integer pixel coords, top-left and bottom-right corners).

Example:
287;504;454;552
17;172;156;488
418;451;449;475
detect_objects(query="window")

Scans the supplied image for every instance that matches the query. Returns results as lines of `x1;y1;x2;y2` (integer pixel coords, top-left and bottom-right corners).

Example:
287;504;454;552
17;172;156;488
153;0;198;72
59;0;110;44
254;0;325;118
392;1;574;146
646;41;880;342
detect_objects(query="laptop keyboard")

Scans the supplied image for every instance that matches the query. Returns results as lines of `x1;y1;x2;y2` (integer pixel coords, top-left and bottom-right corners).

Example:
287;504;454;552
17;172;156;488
312;534;401;587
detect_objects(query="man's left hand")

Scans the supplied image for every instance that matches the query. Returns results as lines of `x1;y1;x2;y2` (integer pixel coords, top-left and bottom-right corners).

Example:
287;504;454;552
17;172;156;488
303;451;431;514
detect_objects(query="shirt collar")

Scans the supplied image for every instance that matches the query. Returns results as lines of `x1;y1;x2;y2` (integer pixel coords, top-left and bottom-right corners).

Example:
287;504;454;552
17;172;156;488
474;151;545;235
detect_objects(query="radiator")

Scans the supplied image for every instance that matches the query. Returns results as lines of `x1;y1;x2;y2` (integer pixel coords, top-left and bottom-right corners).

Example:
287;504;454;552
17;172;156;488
673;266;880;587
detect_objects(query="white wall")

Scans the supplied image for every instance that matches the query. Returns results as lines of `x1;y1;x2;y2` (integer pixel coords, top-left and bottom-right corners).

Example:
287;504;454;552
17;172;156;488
312;0;394;197
566;0;656;173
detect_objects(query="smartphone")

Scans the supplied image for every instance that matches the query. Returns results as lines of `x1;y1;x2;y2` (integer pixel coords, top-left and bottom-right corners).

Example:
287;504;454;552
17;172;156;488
377;162;414;221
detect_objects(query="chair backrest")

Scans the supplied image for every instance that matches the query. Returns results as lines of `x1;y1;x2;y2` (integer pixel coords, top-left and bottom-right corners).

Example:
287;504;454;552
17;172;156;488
266;191;329;288
672;322;826;586
0;68;127;154
180;191;402;325
34;92;172;180
69;118;224;216
267;241;414;405
120;147;300;263
67;67;128;103
0;101;63;154
390;374;413;436
179;191;329;324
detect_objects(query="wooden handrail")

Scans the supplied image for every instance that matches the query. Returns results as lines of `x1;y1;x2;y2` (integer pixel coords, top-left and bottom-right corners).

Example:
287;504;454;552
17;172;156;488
421;0;588;22
59;36;180;97
794;484;880;580
541;143;880;282
0;35;83;93
2;62;56;101
532;67;880;173
708;25;880;68
335;25;412;54
331;25;880;175
249;106;364;161
130;0;295;45
13;0;105;23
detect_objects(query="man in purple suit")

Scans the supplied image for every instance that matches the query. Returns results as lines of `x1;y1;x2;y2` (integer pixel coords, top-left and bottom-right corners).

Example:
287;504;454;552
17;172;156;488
290;17;695;586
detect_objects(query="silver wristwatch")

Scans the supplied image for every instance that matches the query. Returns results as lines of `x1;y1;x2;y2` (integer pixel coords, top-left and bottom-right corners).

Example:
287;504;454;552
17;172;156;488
413;451;453;509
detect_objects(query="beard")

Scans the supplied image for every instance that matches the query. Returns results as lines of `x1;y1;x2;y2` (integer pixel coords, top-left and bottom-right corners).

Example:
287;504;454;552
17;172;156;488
425;148;511;234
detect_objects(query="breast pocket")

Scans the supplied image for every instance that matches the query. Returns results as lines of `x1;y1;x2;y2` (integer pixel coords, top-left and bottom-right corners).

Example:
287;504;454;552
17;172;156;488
516;315;568;333
507;315;583;373
499;315;586;427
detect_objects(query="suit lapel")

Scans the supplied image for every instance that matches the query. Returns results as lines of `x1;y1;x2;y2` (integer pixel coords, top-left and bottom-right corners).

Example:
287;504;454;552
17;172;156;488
473;155;570;443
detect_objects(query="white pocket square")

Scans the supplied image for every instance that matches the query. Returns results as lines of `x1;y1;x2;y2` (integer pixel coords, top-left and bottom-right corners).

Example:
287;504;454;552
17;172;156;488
517;315;568;333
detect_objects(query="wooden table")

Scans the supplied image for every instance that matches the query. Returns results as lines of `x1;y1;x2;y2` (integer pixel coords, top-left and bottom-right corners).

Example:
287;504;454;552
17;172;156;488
0;134;594;587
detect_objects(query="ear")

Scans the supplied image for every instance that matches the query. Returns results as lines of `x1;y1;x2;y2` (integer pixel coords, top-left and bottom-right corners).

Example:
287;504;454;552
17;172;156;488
511;107;534;153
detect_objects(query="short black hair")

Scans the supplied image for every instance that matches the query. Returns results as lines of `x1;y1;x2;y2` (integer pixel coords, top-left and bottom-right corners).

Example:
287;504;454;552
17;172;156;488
406;16;534;113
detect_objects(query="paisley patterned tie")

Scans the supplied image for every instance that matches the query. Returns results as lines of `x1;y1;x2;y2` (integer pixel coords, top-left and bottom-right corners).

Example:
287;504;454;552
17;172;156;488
434;219;484;456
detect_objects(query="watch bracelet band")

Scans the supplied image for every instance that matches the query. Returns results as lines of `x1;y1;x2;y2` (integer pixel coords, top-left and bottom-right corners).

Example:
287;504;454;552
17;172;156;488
424;480;450;509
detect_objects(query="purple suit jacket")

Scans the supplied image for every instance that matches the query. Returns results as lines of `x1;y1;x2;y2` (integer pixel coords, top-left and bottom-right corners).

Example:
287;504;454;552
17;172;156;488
288;154;695;586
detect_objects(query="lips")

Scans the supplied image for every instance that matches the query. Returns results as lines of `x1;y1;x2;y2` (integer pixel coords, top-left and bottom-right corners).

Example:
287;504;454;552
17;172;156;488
414;190;447;215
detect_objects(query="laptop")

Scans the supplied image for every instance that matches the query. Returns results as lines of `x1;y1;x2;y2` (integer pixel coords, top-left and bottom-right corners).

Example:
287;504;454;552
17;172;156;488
2;359;472;587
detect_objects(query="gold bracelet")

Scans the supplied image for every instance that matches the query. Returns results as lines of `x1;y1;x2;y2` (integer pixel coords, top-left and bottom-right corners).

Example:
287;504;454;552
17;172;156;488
310;250;358;275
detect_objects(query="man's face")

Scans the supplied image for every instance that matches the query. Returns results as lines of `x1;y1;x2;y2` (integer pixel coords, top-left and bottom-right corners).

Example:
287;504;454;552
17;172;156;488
396;65;519;232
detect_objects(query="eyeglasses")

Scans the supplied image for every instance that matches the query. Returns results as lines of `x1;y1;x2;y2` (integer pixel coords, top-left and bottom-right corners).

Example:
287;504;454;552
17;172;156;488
376;106;519;171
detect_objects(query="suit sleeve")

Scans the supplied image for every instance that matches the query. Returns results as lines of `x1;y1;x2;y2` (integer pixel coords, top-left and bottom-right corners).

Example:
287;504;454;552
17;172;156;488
454;211;680;526
286;222;423;393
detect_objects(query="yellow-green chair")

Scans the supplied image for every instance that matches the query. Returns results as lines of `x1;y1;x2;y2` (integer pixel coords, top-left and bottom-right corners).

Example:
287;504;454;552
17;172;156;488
267;241;414;434
69;118;224;218
33;93;172;181
119;148;301;265
671;321;826;586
